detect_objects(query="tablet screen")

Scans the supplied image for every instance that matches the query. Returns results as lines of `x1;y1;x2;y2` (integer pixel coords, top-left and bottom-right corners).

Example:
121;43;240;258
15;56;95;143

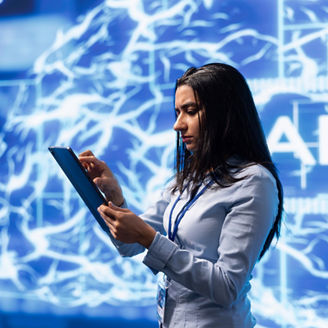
48;146;109;234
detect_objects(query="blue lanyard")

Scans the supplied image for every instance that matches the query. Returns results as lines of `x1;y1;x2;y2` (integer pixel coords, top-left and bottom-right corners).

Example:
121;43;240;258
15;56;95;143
168;179;214;241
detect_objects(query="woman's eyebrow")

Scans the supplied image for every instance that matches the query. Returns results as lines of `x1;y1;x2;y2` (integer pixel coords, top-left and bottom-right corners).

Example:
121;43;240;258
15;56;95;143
175;102;197;110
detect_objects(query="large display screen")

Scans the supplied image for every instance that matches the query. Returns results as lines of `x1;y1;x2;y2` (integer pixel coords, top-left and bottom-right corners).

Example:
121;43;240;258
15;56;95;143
0;0;327;327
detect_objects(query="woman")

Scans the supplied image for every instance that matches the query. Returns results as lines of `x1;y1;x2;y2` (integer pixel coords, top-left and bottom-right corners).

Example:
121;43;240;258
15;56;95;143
79;63;283;327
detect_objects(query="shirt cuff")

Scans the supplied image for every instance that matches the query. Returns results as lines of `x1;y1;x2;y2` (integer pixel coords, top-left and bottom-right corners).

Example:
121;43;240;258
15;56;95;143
143;232;178;272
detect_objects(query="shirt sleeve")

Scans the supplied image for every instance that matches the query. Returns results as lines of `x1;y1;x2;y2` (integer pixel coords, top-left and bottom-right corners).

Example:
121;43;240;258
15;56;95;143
142;168;279;307
110;183;172;258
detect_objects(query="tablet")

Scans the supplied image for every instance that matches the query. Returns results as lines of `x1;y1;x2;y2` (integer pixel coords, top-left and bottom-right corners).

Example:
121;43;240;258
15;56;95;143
48;146;109;235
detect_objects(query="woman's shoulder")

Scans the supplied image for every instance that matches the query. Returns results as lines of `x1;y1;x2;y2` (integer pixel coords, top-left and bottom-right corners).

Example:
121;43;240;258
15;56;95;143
233;162;278;193
239;162;274;176
160;176;178;199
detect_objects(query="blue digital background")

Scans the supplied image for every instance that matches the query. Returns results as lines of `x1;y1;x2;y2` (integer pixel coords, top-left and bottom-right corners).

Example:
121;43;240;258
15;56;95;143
0;0;328;327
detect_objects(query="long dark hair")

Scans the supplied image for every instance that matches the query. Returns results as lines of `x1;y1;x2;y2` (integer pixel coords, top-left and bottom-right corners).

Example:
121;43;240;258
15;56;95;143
173;63;283;259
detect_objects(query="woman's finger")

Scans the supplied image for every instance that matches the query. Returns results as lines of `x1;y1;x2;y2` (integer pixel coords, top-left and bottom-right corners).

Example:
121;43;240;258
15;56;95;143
98;204;117;220
79;150;94;157
104;216;116;231
107;201;128;212
98;206;116;231
79;156;96;164
100;215;117;237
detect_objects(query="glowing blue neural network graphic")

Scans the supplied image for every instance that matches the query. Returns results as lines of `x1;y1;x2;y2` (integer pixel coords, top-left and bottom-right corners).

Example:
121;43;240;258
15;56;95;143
0;0;327;327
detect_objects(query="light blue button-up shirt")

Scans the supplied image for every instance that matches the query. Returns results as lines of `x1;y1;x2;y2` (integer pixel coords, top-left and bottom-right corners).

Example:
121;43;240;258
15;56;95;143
114;163;279;328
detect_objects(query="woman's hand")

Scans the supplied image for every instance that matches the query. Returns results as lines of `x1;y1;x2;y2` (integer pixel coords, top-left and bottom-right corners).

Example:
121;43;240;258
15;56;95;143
79;150;124;206
98;202;156;248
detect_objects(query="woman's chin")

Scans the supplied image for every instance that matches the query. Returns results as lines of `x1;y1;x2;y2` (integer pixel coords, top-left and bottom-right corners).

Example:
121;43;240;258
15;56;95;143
185;144;197;152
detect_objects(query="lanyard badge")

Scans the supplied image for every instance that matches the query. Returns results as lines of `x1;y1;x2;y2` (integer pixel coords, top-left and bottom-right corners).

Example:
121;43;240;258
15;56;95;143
157;272;169;325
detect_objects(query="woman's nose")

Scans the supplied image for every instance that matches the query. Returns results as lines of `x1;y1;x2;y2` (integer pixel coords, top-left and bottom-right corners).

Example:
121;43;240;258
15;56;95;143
173;114;186;132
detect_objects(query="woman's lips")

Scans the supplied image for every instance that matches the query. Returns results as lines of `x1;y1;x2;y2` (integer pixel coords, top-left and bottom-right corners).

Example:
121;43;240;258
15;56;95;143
182;136;192;143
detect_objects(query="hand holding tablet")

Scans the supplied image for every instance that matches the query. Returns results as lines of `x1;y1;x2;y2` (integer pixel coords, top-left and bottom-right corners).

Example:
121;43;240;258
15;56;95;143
48;146;155;247
48;146;110;234
78;149;125;207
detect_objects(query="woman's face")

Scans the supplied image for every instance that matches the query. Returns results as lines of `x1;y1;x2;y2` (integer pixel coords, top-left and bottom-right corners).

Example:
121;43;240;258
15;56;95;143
174;85;203;152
